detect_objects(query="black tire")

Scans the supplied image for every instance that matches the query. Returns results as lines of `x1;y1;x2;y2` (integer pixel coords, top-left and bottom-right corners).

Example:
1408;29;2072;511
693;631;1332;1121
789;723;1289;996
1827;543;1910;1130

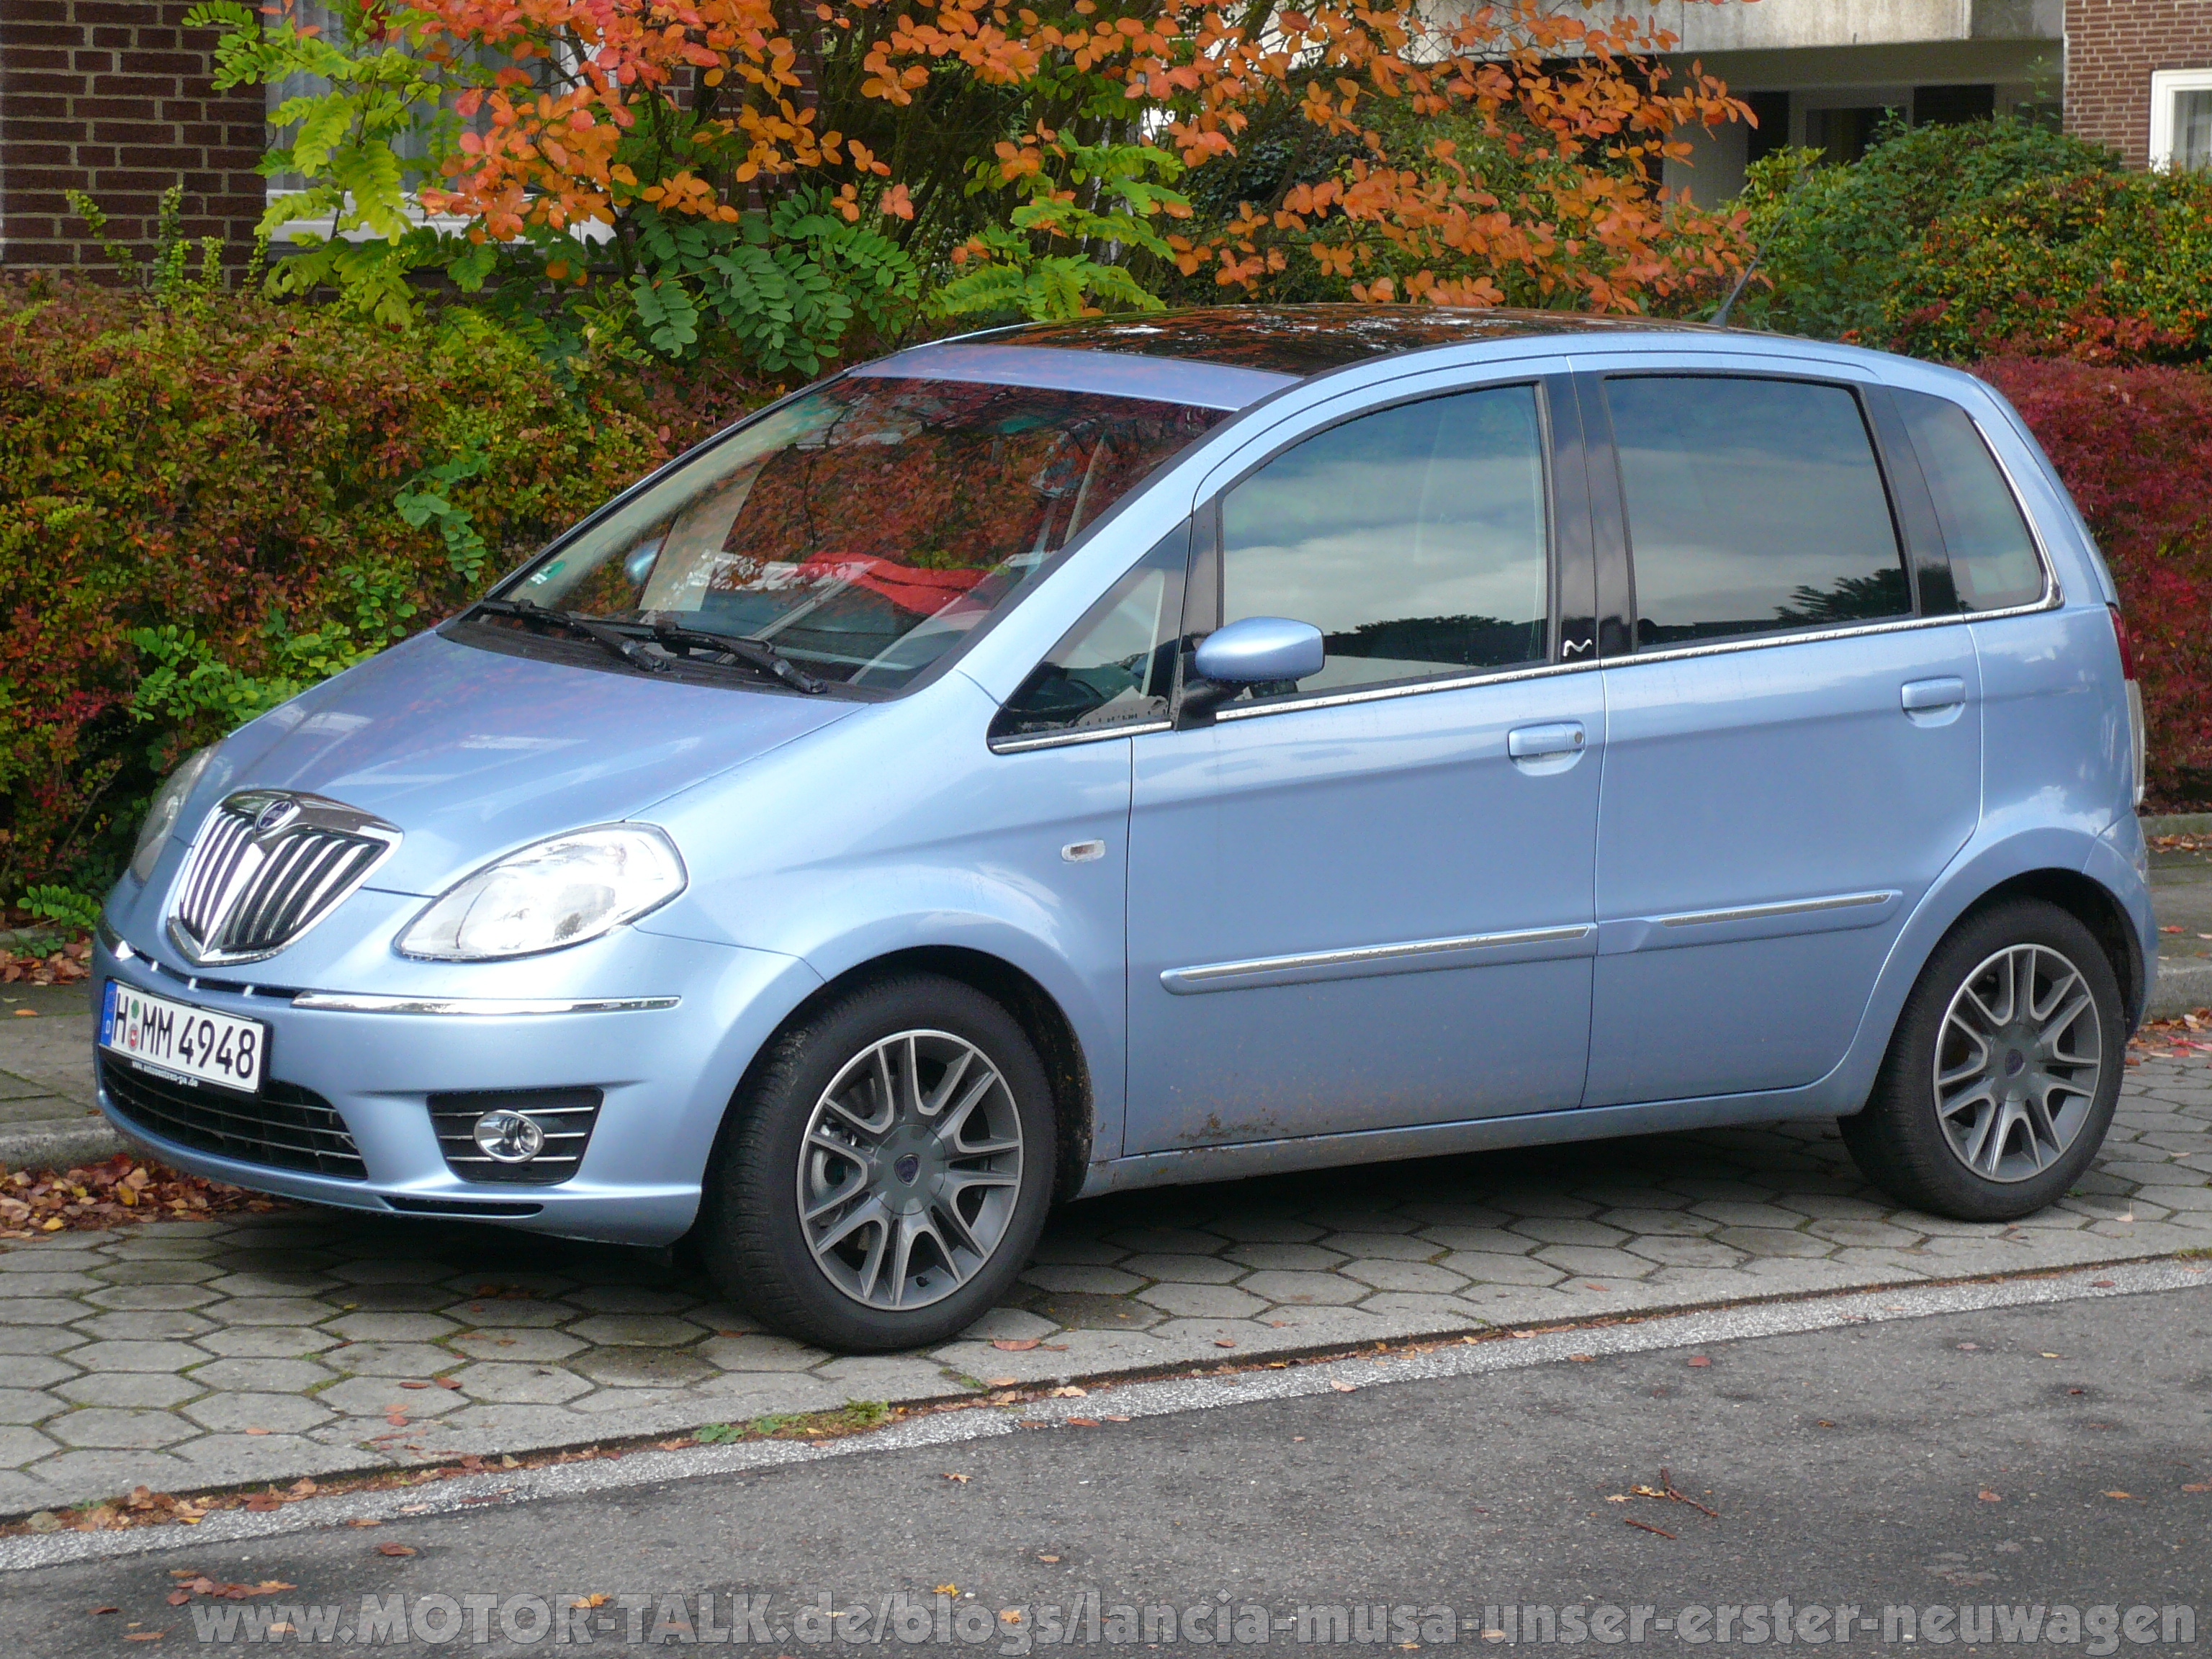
1840;897;2123;1221
698;973;1057;1352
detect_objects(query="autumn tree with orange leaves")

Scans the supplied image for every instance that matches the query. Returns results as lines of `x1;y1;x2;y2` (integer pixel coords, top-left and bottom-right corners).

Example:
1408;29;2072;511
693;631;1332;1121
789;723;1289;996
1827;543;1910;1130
191;0;1755;372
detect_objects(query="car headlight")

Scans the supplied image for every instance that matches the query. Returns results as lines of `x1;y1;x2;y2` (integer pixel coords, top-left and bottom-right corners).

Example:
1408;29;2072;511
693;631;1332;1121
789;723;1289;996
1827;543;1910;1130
128;746;215;884
397;825;687;961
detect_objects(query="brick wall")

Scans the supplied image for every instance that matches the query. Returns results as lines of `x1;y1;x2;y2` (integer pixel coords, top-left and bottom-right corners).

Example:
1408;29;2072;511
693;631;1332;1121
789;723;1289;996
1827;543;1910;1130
2064;0;2212;166
0;0;266;275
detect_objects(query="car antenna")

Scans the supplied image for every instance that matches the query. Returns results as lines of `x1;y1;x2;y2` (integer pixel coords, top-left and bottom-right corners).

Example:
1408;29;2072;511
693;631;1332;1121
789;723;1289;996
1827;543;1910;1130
1711;159;1813;330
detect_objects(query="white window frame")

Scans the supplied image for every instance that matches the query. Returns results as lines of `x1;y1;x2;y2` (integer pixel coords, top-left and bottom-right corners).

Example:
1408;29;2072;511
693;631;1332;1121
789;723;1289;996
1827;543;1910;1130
2149;67;2212;171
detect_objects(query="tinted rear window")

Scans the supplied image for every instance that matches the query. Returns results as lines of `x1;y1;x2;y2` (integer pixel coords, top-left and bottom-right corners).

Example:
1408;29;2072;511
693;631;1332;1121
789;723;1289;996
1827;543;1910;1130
1894;389;2046;612
1606;377;1910;647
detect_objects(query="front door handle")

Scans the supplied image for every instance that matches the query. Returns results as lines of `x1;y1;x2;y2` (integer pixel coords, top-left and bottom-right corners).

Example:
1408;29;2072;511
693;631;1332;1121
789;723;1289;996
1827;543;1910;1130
1900;677;1966;713
1508;721;1586;760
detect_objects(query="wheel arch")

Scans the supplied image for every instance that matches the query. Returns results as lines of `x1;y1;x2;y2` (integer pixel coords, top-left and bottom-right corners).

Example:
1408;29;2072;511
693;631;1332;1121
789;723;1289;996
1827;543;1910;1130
724;945;1097;1204
1954;868;2146;1033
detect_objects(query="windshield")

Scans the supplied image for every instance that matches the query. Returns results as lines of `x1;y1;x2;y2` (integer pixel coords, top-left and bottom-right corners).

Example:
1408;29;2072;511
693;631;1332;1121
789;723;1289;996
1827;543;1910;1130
503;376;1226;691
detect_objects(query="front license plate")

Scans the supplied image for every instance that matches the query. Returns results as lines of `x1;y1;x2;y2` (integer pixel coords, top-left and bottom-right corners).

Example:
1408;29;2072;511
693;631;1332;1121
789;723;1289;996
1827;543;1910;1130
99;981;268;1094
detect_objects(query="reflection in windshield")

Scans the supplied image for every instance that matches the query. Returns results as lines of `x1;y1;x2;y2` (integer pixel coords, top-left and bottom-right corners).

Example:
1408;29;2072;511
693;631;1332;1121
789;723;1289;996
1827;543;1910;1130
505;377;1223;690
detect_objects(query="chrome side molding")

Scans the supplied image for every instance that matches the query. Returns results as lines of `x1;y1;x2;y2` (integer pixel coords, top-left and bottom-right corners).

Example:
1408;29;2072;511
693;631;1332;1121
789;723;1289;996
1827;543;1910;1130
1658;891;1895;930
1162;924;1592;995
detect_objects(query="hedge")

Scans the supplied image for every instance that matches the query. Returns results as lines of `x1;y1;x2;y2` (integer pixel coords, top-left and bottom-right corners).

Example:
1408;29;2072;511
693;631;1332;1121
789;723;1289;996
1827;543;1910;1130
0;281;763;902
4;284;2210;904
1977;356;2212;807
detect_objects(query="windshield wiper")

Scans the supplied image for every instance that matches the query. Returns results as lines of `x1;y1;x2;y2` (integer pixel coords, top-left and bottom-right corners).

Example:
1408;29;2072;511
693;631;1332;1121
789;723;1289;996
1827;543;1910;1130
469;598;670;675
645;618;829;695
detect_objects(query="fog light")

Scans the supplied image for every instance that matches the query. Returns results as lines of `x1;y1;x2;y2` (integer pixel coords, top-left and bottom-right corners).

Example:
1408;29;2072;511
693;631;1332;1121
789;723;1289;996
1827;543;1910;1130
472;1110;546;1164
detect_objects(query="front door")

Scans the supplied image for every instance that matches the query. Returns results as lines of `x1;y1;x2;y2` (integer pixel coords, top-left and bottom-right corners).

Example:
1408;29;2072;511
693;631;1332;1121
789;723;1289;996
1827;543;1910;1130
1123;379;1604;1154
1582;370;1984;1105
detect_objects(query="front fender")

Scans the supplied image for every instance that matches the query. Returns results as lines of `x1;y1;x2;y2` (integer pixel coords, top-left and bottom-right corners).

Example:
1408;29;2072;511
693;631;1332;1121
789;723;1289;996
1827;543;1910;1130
637;676;1130;1164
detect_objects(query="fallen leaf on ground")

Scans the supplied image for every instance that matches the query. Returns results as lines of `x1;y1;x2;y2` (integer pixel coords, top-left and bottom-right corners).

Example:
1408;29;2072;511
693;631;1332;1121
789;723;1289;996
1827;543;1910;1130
2104;1491;2134;1500
346;1519;382;1528
434;1377;460;1390
122;1633;163;1642
1979;1491;2002;1502
376;1543;417;1557
1568;1354;1595;1363
1330;1382;1357;1393
985;1377;1018;1388
398;1381;431;1390
90;1607;118;1616
935;1586;957;1597
2182;1483;2211;1493
1037;1555;1060;1563
1048;1385;1086;1398
572;1593;608;1609
991;1339;1041;1352
1066;1417;1098;1427
1686;1356;1710;1367
942;1473;971;1483
1214;1339;1237;1349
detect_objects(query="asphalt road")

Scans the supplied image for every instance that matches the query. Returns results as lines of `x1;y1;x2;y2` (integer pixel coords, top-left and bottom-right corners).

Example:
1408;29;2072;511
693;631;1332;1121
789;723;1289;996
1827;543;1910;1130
6;1285;2209;1654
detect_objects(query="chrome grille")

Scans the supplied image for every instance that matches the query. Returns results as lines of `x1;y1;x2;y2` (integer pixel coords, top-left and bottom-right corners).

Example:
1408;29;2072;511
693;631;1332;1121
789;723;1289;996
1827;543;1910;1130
168;791;398;966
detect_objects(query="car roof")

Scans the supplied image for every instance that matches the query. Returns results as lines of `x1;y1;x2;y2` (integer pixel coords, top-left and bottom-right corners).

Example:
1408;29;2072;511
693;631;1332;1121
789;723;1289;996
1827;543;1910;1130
853;304;1727;412
979;304;1719;377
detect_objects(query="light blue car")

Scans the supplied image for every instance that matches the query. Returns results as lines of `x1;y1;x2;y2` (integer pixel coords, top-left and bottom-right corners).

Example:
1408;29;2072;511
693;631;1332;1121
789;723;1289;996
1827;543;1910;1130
94;307;2154;1350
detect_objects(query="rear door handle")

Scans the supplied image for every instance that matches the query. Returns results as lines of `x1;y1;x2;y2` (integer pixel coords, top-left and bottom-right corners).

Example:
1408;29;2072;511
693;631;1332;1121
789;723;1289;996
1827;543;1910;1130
1508;721;1586;760
1900;677;1966;712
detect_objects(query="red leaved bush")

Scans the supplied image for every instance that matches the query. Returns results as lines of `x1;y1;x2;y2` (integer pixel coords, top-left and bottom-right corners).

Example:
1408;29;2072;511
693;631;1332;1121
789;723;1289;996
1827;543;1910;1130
1979;356;2212;806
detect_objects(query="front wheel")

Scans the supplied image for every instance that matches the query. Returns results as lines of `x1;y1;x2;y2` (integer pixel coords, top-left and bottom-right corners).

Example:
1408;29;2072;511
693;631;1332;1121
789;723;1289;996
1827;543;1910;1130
1840;898;2123;1221
698;974;1056;1352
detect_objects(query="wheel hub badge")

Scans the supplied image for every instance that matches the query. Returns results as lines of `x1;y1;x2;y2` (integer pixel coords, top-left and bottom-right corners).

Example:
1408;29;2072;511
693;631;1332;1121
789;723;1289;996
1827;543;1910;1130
2003;1048;2026;1076
894;1153;921;1184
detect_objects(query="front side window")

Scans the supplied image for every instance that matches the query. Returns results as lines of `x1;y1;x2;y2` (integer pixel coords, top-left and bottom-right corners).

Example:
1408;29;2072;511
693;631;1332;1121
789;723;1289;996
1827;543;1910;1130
1606;376;1910;647
503;378;1223;691
1210;385;1551;698
1893;390;2045;612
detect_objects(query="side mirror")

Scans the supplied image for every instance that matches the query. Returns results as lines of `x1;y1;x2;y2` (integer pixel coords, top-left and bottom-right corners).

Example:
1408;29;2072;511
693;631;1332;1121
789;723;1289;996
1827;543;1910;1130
1192;616;1325;685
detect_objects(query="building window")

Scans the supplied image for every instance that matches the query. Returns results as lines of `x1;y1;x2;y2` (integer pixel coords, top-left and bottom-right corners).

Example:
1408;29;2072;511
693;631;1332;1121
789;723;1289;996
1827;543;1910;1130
2150;68;2212;171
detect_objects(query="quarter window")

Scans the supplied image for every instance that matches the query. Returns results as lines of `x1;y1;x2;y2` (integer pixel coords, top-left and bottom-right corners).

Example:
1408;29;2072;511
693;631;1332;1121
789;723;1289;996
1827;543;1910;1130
1893;390;2045;612
1606;376;1910;647
1212;385;1551;696
991;524;1188;745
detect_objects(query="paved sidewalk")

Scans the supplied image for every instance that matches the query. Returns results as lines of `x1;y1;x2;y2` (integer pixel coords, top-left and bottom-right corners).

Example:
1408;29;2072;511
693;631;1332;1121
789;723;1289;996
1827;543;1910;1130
0;1040;2206;1519
0;986;111;1174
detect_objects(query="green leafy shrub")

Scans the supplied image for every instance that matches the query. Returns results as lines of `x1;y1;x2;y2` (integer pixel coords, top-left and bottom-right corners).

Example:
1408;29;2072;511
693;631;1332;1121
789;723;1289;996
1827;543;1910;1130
0;280;763;899
1733;117;2118;343
1887;170;2212;365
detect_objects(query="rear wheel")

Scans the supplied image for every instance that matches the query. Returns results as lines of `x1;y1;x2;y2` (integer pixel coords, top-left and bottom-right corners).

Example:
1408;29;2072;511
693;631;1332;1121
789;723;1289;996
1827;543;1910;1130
1840;898;2121;1221
698;974;1056;1352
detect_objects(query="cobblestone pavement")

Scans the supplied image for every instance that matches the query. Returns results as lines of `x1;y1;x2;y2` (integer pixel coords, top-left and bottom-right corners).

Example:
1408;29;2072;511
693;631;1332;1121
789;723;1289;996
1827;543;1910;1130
0;1049;2208;1517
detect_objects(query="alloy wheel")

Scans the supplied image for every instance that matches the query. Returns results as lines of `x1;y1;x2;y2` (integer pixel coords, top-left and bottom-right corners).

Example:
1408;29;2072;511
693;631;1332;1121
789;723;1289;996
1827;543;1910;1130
1933;943;2103;1184
795;1029;1025;1310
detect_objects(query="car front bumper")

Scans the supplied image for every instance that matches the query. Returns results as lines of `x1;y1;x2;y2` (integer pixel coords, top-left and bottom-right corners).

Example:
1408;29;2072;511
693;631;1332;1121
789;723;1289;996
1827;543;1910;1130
90;907;823;1247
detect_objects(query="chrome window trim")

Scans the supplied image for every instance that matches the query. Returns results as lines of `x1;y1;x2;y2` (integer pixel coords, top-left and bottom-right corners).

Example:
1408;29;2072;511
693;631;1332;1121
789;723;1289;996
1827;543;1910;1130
988;717;1173;755
1658;890;1895;930
1199;590;2069;724
1164;923;1591;993
288;993;681;1016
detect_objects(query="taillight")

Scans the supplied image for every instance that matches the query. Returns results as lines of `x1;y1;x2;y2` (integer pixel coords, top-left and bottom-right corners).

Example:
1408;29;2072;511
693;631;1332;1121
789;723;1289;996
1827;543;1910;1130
2109;603;2137;680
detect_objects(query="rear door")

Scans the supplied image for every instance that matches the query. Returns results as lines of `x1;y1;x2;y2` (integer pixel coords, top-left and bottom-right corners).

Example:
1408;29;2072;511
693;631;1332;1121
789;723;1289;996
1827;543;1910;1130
1581;367;1983;1105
